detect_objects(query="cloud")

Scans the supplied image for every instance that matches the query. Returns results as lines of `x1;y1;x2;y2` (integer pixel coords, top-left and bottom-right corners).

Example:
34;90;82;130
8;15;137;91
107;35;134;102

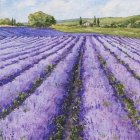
100;0;140;17
16;0;37;9
0;0;140;22
34;0;102;20
0;0;6;3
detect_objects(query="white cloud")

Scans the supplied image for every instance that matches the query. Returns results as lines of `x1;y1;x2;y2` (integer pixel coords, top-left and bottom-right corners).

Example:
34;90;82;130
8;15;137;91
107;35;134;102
0;0;140;22
32;0;97;20
0;0;6;3
15;0;37;9
100;0;140;17
26;0;140;20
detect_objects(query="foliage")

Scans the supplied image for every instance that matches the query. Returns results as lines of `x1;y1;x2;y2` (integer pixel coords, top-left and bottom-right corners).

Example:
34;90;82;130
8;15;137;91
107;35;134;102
79;17;82;26
0;18;11;25
94;16;96;25
11;18;16;26
28;11;56;27
97;18;100;27
0;18;17;26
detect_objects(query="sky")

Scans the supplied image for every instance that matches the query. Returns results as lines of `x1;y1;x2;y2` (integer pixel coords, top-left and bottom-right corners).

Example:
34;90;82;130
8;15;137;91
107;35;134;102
0;0;140;22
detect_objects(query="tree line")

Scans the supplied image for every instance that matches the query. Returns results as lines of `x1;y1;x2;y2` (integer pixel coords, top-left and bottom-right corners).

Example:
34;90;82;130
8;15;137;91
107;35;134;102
0;11;56;27
0;18;16;26
0;18;24;26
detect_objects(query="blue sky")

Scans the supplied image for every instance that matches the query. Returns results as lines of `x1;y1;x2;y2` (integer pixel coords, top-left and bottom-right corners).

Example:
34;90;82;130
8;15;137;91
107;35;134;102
0;0;140;22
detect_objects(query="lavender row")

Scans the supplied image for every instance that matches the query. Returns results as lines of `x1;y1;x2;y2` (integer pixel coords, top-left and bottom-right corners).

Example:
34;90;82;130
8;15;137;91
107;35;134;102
129;38;140;45
112;36;140;51
0;36;18;44
0;36;41;50
118;36;140;48
92;37;140;114
0;37;67;69
97;36;140;77
0;36;58;54
0;27;65;37
0;36;83;140
99;37;140;64
0;36;68;59
105;36;140;58
80;36;140;140
0;36;74;86
0;36;37;45
0;36;56;59
0;36;79;113
0;36;56;55
0;36;66;68
107;36;140;53
0;36;52;56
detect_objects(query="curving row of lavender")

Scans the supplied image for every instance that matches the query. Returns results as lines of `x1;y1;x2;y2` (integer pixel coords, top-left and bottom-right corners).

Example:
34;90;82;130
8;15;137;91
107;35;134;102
0;27;65;38
81;37;140;140
0;27;140;140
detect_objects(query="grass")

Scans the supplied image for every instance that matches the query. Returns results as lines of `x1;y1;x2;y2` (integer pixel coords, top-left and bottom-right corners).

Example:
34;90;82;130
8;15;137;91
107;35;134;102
99;15;140;25
52;25;140;38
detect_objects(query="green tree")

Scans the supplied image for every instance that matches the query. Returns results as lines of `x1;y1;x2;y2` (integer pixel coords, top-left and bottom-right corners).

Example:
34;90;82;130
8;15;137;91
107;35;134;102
79;17;82;26
28;11;56;27
94;16;96;25
13;19;16;25
0;18;11;25
97;18;100;27
11;18;14;26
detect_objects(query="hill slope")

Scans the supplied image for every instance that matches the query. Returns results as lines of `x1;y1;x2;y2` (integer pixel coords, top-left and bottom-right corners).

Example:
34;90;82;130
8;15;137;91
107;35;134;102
57;15;140;27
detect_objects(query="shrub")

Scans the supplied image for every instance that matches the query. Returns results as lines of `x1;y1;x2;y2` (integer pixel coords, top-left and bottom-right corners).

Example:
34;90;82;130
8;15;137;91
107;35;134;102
0;18;11;25
28;11;56;27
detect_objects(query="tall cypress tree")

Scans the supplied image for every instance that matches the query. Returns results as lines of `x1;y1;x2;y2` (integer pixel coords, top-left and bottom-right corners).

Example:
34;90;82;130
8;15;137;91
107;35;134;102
94;16;96;25
13;19;16;25
97;18;100;27
11;18;14;26
79;17;82;26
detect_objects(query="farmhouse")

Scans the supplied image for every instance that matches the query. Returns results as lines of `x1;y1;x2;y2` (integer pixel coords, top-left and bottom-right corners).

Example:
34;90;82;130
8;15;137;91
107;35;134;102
83;21;90;26
83;21;94;27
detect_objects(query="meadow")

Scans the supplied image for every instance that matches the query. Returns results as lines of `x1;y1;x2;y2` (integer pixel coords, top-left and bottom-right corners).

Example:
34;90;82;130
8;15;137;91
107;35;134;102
53;25;140;38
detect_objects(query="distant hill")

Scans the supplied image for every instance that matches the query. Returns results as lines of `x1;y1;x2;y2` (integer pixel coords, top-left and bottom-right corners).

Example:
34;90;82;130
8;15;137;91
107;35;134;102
57;15;140;28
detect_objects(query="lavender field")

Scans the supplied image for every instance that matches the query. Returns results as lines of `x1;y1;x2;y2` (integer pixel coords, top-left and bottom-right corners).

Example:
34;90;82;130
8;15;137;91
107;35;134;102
0;27;140;140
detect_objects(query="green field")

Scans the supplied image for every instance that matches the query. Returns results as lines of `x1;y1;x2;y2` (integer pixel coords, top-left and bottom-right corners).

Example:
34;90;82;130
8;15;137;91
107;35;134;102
54;15;140;38
52;25;140;38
